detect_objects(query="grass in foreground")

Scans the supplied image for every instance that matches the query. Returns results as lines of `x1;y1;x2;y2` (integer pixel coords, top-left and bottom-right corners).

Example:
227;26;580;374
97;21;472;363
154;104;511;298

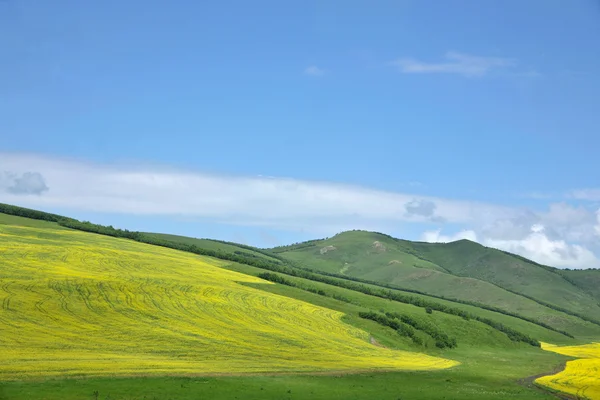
536;342;600;399
0;224;457;379
0;348;564;400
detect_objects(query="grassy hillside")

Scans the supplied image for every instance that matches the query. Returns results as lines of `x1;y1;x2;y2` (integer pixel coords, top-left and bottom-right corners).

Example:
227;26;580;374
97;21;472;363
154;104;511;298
0;212;66;229
144;232;281;263
411;239;600;322
559;269;600;301
274;230;600;339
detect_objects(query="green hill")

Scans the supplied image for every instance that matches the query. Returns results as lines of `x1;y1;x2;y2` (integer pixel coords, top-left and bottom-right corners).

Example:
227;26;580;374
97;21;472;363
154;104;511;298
410;239;600;321
558;268;600;301
273;230;600;340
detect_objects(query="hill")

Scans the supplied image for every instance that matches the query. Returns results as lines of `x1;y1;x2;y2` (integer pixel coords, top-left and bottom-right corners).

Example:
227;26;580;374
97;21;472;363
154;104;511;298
558;269;600;301
0;223;456;379
272;230;600;340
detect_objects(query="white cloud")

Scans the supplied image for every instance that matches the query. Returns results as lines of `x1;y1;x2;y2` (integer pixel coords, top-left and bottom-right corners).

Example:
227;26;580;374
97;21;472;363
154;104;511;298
421;229;478;243
1;152;598;269
484;225;600;270
422;224;600;270
0;153;511;227
304;66;325;77
390;51;516;77
569;188;600;201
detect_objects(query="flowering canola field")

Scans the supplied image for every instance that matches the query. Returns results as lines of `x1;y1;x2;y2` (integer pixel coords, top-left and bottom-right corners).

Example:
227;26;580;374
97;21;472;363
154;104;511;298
0;225;458;380
536;342;600;399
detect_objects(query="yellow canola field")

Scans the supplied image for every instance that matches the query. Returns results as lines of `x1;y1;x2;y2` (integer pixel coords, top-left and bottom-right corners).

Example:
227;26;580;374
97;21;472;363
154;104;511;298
536;342;600;400
0;225;458;379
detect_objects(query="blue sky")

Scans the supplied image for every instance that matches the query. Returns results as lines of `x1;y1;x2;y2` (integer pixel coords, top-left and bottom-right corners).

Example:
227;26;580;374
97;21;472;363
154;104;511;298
1;0;599;268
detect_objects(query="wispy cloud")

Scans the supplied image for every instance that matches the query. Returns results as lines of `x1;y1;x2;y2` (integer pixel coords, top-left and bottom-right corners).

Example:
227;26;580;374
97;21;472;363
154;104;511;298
390;51;517;77
0;153;508;227
517;191;560;200
568;188;600;201
304;66;325;77
1;153;598;269
0;172;49;195
423;224;599;270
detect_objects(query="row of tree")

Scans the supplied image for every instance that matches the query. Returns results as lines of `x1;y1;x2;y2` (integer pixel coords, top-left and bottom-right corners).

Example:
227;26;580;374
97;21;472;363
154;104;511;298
384;312;457;349
0;203;76;224
270;239;325;253
358;311;424;346
257;272;348;302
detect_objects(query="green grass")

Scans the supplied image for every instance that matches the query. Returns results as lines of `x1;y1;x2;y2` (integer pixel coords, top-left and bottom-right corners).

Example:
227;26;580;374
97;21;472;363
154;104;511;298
0;213;66;229
559;269;600;301
0;353;565;400
144;232;281;263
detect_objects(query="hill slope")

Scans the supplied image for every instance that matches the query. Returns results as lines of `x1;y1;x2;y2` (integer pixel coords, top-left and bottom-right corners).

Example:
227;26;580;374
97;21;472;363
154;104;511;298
273;230;600;339
144;232;282;264
558;269;600;301
411;239;600;321
0;223;457;379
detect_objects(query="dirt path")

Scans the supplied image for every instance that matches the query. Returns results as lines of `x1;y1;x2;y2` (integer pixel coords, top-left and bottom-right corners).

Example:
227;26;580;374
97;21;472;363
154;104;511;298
517;362;580;400
369;336;386;348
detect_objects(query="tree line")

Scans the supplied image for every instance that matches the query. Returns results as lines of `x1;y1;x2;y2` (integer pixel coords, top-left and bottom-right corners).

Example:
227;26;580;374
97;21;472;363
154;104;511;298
384;311;457;349
257;273;349;303
358;311;425;347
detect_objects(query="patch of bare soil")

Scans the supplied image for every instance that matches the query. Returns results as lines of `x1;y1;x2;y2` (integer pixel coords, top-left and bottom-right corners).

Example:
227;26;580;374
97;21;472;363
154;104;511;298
371;241;387;253
320;245;337;255
369;336;386;348
340;263;351;274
